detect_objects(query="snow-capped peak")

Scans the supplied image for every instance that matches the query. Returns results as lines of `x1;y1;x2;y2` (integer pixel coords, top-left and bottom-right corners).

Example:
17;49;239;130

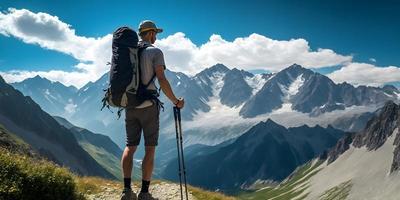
279;74;305;101
245;74;274;95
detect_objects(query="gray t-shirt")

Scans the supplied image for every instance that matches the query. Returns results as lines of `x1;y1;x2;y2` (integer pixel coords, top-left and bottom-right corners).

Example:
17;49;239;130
136;41;166;108
139;41;165;90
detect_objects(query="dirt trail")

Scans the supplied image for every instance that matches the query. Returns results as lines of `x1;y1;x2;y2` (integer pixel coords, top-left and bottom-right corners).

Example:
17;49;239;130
86;182;196;200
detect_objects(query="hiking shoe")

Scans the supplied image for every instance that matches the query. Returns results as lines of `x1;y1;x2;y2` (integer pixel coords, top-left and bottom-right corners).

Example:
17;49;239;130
138;192;158;200
120;188;137;200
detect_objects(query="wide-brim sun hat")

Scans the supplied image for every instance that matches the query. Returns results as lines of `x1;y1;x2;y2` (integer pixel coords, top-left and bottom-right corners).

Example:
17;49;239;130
138;20;163;34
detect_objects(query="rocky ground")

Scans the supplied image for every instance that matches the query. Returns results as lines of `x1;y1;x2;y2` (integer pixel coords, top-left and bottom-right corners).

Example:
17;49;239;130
86;182;196;200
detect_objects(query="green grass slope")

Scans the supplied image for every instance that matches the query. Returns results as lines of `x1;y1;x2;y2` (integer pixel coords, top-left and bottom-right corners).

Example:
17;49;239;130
53;116;142;180
319;180;352;200
0;124;34;156
237;160;324;200
0;126;85;200
77;141;141;180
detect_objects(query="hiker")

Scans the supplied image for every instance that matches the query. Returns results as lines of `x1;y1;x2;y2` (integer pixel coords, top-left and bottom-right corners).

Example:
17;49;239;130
120;20;185;200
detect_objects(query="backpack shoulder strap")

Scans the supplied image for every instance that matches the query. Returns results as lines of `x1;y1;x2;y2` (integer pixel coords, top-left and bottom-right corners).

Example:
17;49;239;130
137;44;148;86
137;43;157;89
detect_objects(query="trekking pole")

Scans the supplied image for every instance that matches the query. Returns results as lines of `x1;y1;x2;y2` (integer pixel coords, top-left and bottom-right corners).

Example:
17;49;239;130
173;107;184;200
176;107;189;200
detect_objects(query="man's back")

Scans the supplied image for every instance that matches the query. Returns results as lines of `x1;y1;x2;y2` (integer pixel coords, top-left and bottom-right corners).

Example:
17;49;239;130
139;41;165;91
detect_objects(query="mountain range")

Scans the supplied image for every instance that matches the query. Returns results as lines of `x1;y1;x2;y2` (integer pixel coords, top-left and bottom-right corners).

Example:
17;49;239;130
11;63;400;148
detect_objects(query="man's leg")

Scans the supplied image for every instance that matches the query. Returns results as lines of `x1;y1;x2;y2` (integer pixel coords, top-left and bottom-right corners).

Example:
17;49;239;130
138;104;159;199
123;107;142;189
140;146;155;194
121;146;138;180
142;146;156;181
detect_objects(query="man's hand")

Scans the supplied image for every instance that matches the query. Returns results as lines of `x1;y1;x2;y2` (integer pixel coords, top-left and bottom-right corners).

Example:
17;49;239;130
175;98;184;109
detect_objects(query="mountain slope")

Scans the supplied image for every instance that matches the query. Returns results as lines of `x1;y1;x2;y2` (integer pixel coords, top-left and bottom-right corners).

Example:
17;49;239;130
163;119;346;192
159;69;211;122
219;68;253;107
331;111;376;132
53;116;127;179
238;160;324;200
0;124;38;158
0;75;114;179
241;101;400;200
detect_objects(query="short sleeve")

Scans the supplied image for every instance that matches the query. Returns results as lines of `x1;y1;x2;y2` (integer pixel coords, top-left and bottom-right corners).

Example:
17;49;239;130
152;48;166;70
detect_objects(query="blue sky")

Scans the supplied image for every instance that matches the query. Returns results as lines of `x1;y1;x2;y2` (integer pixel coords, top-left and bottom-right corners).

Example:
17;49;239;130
0;0;399;88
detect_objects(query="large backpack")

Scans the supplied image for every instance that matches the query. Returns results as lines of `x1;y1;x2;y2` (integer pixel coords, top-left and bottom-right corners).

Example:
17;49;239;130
101;27;159;115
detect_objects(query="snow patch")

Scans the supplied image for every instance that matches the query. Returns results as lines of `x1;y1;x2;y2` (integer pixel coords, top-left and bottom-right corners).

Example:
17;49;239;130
384;92;393;98
396;91;400;100
287;74;305;96
245;74;273;95
64;99;77;114
82;97;89;104
45;89;50;95
44;89;57;100
273;74;305;114
43;94;52;103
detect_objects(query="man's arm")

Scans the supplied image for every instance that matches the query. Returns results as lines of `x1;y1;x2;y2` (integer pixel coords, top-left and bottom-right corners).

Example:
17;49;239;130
155;65;184;108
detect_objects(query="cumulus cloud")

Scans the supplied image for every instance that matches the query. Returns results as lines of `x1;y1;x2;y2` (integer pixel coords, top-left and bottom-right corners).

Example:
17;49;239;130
0;8;112;88
156;32;352;75
327;62;400;87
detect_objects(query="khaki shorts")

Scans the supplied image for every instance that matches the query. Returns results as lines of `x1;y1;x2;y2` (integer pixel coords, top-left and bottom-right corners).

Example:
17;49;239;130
125;103;159;146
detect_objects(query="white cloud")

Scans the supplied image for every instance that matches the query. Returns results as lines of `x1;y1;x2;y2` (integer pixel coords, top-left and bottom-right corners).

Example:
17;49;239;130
156;32;352;75
0;8;112;88
327;62;400;87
